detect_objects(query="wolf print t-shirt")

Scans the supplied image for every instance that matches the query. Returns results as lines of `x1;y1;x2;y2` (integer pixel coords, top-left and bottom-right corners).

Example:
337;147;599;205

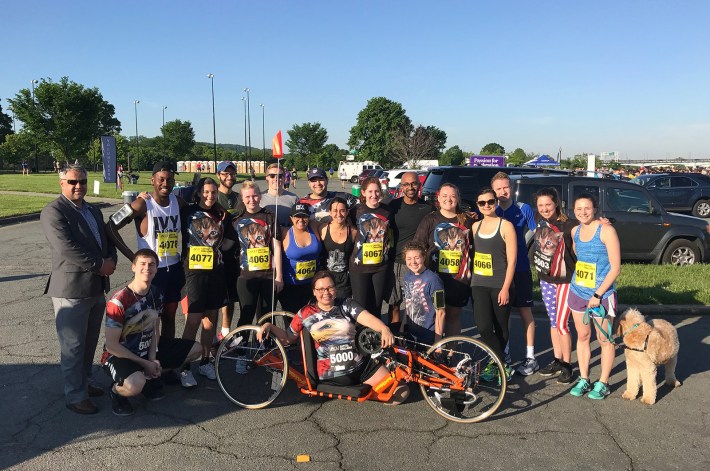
349;204;391;274
288;298;365;380
233;208;282;279
415;211;475;284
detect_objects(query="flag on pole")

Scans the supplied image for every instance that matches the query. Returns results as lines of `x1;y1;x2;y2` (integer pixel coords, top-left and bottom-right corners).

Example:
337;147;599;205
272;130;283;159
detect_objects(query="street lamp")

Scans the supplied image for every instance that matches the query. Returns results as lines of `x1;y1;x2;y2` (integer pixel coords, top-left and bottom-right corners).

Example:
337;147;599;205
260;104;265;162
162;106;168;156
208;73;217;172
31;79;39;172
241;97;247;161
162;105;167;128
133;99;140;173
244;87;251;167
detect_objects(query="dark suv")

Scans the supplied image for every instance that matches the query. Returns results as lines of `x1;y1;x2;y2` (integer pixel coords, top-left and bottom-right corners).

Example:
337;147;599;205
509;174;710;265
630;173;710;218
421;166;569;210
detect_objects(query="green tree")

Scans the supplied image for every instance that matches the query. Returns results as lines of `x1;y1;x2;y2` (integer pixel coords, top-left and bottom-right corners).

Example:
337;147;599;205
162;119;195;160
320;143;346;170
285;122;328;163
440;145;466;166
8;77;121;162
0;100;13;143
348;97;412;168
480;142;505;155
425;126;447;155
508;147;527;166
0;131;34;167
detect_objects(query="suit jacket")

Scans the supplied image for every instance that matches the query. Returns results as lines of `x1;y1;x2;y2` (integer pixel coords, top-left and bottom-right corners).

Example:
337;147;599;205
40;196;117;298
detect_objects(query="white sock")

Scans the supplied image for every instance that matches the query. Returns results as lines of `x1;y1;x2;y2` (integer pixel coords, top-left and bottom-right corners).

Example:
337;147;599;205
526;346;535;359
221;327;230;337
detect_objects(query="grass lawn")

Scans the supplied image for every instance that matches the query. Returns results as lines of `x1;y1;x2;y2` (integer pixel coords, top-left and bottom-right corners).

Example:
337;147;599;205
0;195;57;218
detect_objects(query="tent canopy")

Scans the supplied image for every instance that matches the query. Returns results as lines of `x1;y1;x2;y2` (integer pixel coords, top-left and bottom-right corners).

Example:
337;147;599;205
524;154;559;167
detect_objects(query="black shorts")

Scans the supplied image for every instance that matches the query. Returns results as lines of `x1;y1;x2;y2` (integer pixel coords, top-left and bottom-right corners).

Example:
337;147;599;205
152;263;185;304
442;276;470;308
103;338;196;385
181;267;226;313
386;261;408;305
223;256;239;303
512;271;534;308
321;356;381;387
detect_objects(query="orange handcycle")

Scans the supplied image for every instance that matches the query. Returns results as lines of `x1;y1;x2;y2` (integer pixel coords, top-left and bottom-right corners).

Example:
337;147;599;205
214;312;506;423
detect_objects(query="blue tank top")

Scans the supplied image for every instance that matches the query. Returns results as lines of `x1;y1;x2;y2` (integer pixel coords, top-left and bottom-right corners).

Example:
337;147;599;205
283;226;321;285
571;224;615;299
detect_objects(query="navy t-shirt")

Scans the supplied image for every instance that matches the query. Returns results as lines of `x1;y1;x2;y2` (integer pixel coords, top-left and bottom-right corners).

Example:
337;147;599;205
402;268;444;344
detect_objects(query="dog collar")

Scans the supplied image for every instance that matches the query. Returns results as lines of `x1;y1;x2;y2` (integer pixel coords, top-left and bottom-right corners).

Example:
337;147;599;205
624;330;650;353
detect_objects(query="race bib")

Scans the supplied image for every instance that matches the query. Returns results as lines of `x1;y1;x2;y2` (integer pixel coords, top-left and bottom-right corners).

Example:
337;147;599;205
438;250;462;274
295;259;317;281
473;252;493;277
575;261;597;288
362;242;384;264
188;246;213;270
328;344;355;372
247;247;270;271
157;232;178;257
533;251;552;275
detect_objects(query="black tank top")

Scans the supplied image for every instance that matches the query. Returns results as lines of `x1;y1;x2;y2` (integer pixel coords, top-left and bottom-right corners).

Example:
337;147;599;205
323;223;354;274
472;219;508;288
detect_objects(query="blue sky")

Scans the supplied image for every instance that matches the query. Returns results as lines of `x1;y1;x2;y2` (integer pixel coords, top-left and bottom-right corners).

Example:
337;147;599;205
2;0;709;160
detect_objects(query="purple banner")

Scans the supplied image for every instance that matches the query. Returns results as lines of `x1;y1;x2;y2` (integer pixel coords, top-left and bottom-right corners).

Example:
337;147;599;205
470;155;505;166
101;135;117;183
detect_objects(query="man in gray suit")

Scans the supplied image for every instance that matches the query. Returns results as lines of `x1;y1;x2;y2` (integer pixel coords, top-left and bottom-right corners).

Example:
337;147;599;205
41;165;117;414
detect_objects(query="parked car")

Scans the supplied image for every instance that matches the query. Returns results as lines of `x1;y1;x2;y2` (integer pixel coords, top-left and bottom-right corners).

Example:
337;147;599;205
508;174;710;266
384;168;414;191
357;169;382;185
630;173;710;218
421;166;569;210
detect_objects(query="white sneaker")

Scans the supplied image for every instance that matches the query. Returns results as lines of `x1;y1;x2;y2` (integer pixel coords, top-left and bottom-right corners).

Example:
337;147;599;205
515;357;540;376
180;370;197;388
198;362;217;380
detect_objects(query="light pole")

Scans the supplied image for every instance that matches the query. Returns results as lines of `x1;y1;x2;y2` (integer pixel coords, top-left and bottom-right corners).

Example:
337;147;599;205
208;73;217;172
244;87;251;167
260;104;265;162
241;97;247;161
133;99;140;173
162;106;167;156
31;79;39;172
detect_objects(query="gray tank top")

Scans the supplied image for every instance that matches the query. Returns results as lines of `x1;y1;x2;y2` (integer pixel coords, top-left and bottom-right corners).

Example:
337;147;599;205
472;219;508;288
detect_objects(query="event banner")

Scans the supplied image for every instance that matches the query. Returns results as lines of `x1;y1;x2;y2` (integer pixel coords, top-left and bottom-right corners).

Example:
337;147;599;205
101;135;117;183
470;155;505;166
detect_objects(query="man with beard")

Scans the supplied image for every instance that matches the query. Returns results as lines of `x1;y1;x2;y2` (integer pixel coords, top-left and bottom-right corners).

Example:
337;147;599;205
298;167;358;223
385;172;434;328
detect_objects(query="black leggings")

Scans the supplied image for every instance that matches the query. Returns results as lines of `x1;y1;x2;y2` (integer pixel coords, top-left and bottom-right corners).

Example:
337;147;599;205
350;270;389;318
279;283;313;314
236;277;275;327
471;286;511;363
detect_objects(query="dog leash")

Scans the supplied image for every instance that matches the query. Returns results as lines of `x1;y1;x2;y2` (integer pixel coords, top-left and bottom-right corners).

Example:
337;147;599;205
583;305;614;343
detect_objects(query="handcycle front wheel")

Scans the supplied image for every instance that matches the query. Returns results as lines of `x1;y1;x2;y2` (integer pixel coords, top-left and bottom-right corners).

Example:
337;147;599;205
420;336;506;423
215;325;288;409
257;311;295;330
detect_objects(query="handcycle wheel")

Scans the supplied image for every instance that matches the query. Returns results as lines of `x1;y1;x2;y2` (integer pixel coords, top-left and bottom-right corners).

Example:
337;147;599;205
257;311;295;330
419;336;506;423
215;325;288;409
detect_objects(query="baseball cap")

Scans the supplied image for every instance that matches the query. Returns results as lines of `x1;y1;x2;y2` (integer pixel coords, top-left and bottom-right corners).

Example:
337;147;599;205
291;202;311;218
217;161;236;173
152;161;177;175
308;167;327;180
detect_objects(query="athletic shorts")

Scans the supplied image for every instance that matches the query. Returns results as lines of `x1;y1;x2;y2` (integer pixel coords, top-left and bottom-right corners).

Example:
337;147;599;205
568;290;617;318
102;338;196;385
152;263;185;304
181;267;226;313
386;261;408;305
442;277;470;308
321;356;381;387
511;271;534;308
223;256;239;303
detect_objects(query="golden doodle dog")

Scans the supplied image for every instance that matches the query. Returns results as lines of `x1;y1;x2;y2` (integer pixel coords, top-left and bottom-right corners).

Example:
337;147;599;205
616;308;681;405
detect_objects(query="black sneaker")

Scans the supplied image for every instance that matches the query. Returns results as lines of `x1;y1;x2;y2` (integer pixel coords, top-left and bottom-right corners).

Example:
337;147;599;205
109;387;134;416
161;369;180;385
142;378;165;401
557;362;574;384
539;358;562;377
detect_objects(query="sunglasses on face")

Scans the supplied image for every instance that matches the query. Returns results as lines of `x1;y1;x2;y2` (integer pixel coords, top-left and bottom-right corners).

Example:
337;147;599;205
477;198;497;207
267;174;284;179
64;179;88;186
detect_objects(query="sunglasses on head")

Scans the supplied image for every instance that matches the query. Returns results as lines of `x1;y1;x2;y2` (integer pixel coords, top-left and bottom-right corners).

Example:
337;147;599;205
267;173;284;179
64;179;88;185
477;198;496;207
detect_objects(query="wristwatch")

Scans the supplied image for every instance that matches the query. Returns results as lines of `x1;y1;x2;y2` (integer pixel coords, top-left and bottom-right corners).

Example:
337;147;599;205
592;293;602;300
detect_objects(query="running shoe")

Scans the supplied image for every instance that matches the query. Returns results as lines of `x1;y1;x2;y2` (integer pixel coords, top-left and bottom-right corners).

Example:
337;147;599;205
180;370;197;388
516;358;540;376
587;381;611;400
109;387;134;416
498;364;514;386
142;378;165;401
539;359;562;377
557;362;574;385
569;377;591;397
198;361;217;380
481;360;498;382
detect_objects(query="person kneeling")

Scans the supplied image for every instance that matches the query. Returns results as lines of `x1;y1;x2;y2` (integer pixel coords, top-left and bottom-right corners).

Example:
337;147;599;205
258;271;409;405
102;249;201;416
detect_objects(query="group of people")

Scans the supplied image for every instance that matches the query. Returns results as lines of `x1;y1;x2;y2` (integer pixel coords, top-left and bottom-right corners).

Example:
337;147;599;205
41;161;620;417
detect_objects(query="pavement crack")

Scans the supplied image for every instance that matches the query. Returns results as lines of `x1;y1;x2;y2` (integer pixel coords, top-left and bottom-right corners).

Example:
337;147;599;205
593;409;634;471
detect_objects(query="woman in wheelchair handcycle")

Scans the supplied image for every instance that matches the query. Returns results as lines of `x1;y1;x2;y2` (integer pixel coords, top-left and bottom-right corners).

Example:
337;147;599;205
214;271;507;423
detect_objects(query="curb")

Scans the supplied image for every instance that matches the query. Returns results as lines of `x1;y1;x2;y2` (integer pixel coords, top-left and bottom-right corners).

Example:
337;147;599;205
0;202;118;227
530;302;710;317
